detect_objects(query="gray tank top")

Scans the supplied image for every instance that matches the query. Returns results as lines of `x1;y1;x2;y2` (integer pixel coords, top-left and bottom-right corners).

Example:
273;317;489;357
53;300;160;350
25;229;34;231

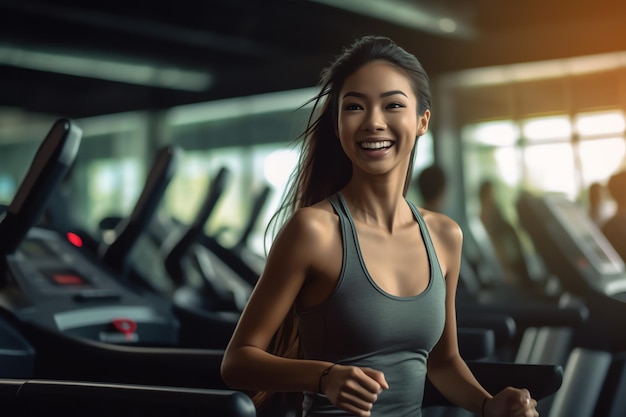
298;192;446;416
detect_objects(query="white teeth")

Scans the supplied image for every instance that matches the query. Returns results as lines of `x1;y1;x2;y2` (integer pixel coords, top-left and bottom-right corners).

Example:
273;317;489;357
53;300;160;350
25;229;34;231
361;140;393;149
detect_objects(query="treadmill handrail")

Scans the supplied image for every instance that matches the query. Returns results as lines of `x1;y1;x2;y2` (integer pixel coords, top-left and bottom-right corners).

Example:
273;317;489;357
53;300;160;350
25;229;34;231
423;362;563;407
100;145;181;275
0;378;256;417
0;119;82;255
20;322;562;412
162;166;230;287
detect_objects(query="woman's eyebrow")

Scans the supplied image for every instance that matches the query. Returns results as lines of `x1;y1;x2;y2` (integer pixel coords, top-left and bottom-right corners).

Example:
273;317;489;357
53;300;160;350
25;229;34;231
342;90;408;99
381;90;408;98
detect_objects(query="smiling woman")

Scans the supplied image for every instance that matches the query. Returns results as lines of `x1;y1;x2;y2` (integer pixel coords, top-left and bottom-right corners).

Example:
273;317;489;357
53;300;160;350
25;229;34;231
219;35;539;417
336;61;429;183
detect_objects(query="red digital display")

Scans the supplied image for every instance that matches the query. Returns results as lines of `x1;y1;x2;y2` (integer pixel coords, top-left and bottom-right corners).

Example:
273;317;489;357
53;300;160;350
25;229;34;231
52;274;84;285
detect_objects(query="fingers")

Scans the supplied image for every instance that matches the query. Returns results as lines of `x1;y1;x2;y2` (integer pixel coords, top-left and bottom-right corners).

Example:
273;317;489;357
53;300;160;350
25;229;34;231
334;383;378;416
510;401;538;416
327;366;387;416
361;367;389;391
518;388;531;405
507;388;538;417
512;397;538;416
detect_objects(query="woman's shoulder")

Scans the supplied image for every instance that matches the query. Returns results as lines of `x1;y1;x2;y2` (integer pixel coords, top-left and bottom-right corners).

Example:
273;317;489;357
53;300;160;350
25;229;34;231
276;198;339;247
419;208;463;244
294;198;336;227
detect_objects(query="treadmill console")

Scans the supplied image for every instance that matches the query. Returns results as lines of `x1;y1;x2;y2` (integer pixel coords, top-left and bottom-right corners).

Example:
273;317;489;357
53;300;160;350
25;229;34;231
517;192;626;297
2;227;179;346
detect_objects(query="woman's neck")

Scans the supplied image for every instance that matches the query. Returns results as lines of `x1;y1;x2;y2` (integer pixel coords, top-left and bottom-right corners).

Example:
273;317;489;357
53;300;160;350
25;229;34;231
340;182;411;234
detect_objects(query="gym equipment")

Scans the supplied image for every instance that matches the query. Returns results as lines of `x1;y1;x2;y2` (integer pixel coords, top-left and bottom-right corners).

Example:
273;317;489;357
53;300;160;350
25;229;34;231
0;378;256;417
0;123;180;348
517;191;626;352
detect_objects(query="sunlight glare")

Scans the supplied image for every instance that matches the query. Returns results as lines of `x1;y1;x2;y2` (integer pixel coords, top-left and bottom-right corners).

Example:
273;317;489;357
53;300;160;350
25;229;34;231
523;116;572;142
575;111;625;136
466;121;519;146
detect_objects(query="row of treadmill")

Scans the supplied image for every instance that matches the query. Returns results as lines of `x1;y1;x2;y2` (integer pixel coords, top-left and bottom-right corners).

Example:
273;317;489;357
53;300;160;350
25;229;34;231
0;118;624;416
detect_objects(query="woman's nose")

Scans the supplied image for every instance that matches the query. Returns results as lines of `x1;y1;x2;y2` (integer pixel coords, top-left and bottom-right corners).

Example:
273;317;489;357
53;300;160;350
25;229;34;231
363;109;386;131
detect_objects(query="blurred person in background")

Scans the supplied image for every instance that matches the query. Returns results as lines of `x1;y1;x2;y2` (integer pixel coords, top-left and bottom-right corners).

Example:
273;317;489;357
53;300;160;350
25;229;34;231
479;180;532;288
416;164;447;213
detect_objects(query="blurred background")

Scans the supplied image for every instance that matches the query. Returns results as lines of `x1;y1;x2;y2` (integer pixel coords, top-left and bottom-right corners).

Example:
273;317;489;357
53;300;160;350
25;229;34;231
2;0;626;260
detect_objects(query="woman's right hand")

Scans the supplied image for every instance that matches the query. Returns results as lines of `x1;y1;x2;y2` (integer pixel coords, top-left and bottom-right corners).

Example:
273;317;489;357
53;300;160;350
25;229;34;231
321;365;389;417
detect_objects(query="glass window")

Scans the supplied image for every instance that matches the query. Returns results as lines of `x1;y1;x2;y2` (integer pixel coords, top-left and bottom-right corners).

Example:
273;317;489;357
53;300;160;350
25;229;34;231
164;148;247;243
164;152;214;225
414;131;435;171
522;116;572;142
575;110;625;137
578;137;626;186
0;142;39;205
522;143;577;198
464;120;519;146
407;131;435;204
463;145;521;218
254;144;300;254
86;158;143;226
0;175;16;205
462;121;522;218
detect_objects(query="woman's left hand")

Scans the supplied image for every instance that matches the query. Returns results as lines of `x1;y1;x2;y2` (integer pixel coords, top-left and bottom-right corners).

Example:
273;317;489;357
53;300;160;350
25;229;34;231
483;387;538;417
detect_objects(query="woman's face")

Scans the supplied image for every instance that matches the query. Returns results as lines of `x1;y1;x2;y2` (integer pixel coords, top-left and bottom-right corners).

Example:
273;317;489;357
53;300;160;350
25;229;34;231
337;60;430;180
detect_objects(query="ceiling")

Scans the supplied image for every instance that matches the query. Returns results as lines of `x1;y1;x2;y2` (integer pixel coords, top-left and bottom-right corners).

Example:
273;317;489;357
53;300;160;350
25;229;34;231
1;0;626;119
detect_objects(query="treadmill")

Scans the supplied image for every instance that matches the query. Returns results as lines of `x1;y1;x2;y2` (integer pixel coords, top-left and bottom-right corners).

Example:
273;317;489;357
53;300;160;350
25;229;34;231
0;120;179;349
517;190;626;352
98;163;247;349
0;119;237;388
0;118;257;416
517;190;626;417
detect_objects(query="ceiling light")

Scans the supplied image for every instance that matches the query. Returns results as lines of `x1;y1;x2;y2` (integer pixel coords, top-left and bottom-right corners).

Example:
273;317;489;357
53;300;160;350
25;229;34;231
308;0;476;39
0;45;213;92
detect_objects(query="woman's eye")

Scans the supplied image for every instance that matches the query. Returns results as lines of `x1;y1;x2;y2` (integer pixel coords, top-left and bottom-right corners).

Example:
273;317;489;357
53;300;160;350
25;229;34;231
344;103;363;111
387;102;405;109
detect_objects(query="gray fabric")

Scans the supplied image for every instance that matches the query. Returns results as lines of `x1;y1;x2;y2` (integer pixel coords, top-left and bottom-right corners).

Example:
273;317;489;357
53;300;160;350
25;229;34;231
298;192;447;416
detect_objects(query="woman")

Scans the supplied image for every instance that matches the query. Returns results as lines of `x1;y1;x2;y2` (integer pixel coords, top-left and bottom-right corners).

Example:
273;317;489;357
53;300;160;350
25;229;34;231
221;35;538;417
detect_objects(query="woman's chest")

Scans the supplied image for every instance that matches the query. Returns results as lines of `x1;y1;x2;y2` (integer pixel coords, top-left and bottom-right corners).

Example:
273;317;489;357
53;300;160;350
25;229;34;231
356;223;431;298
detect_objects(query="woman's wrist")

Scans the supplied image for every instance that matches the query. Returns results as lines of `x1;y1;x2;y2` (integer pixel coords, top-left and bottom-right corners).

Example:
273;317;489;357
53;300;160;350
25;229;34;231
318;363;337;393
481;396;492;417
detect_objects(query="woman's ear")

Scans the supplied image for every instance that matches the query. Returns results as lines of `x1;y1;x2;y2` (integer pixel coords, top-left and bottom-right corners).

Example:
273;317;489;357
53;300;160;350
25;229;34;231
417;109;431;136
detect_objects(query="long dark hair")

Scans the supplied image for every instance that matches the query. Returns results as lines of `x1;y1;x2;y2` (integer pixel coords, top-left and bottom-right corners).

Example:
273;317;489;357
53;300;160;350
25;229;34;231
254;35;432;414
271;36;431;234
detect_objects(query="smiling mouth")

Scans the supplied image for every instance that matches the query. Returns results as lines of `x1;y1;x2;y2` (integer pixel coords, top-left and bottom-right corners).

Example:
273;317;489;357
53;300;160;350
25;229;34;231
360;140;394;150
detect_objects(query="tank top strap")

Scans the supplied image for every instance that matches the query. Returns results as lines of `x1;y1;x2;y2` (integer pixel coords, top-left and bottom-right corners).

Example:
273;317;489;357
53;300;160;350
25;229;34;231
328;192;361;272
406;199;439;265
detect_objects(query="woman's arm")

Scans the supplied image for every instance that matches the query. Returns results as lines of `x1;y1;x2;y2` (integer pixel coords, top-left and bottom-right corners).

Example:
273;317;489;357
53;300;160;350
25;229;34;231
425;213;538;417
220;207;332;393
426;214;490;414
